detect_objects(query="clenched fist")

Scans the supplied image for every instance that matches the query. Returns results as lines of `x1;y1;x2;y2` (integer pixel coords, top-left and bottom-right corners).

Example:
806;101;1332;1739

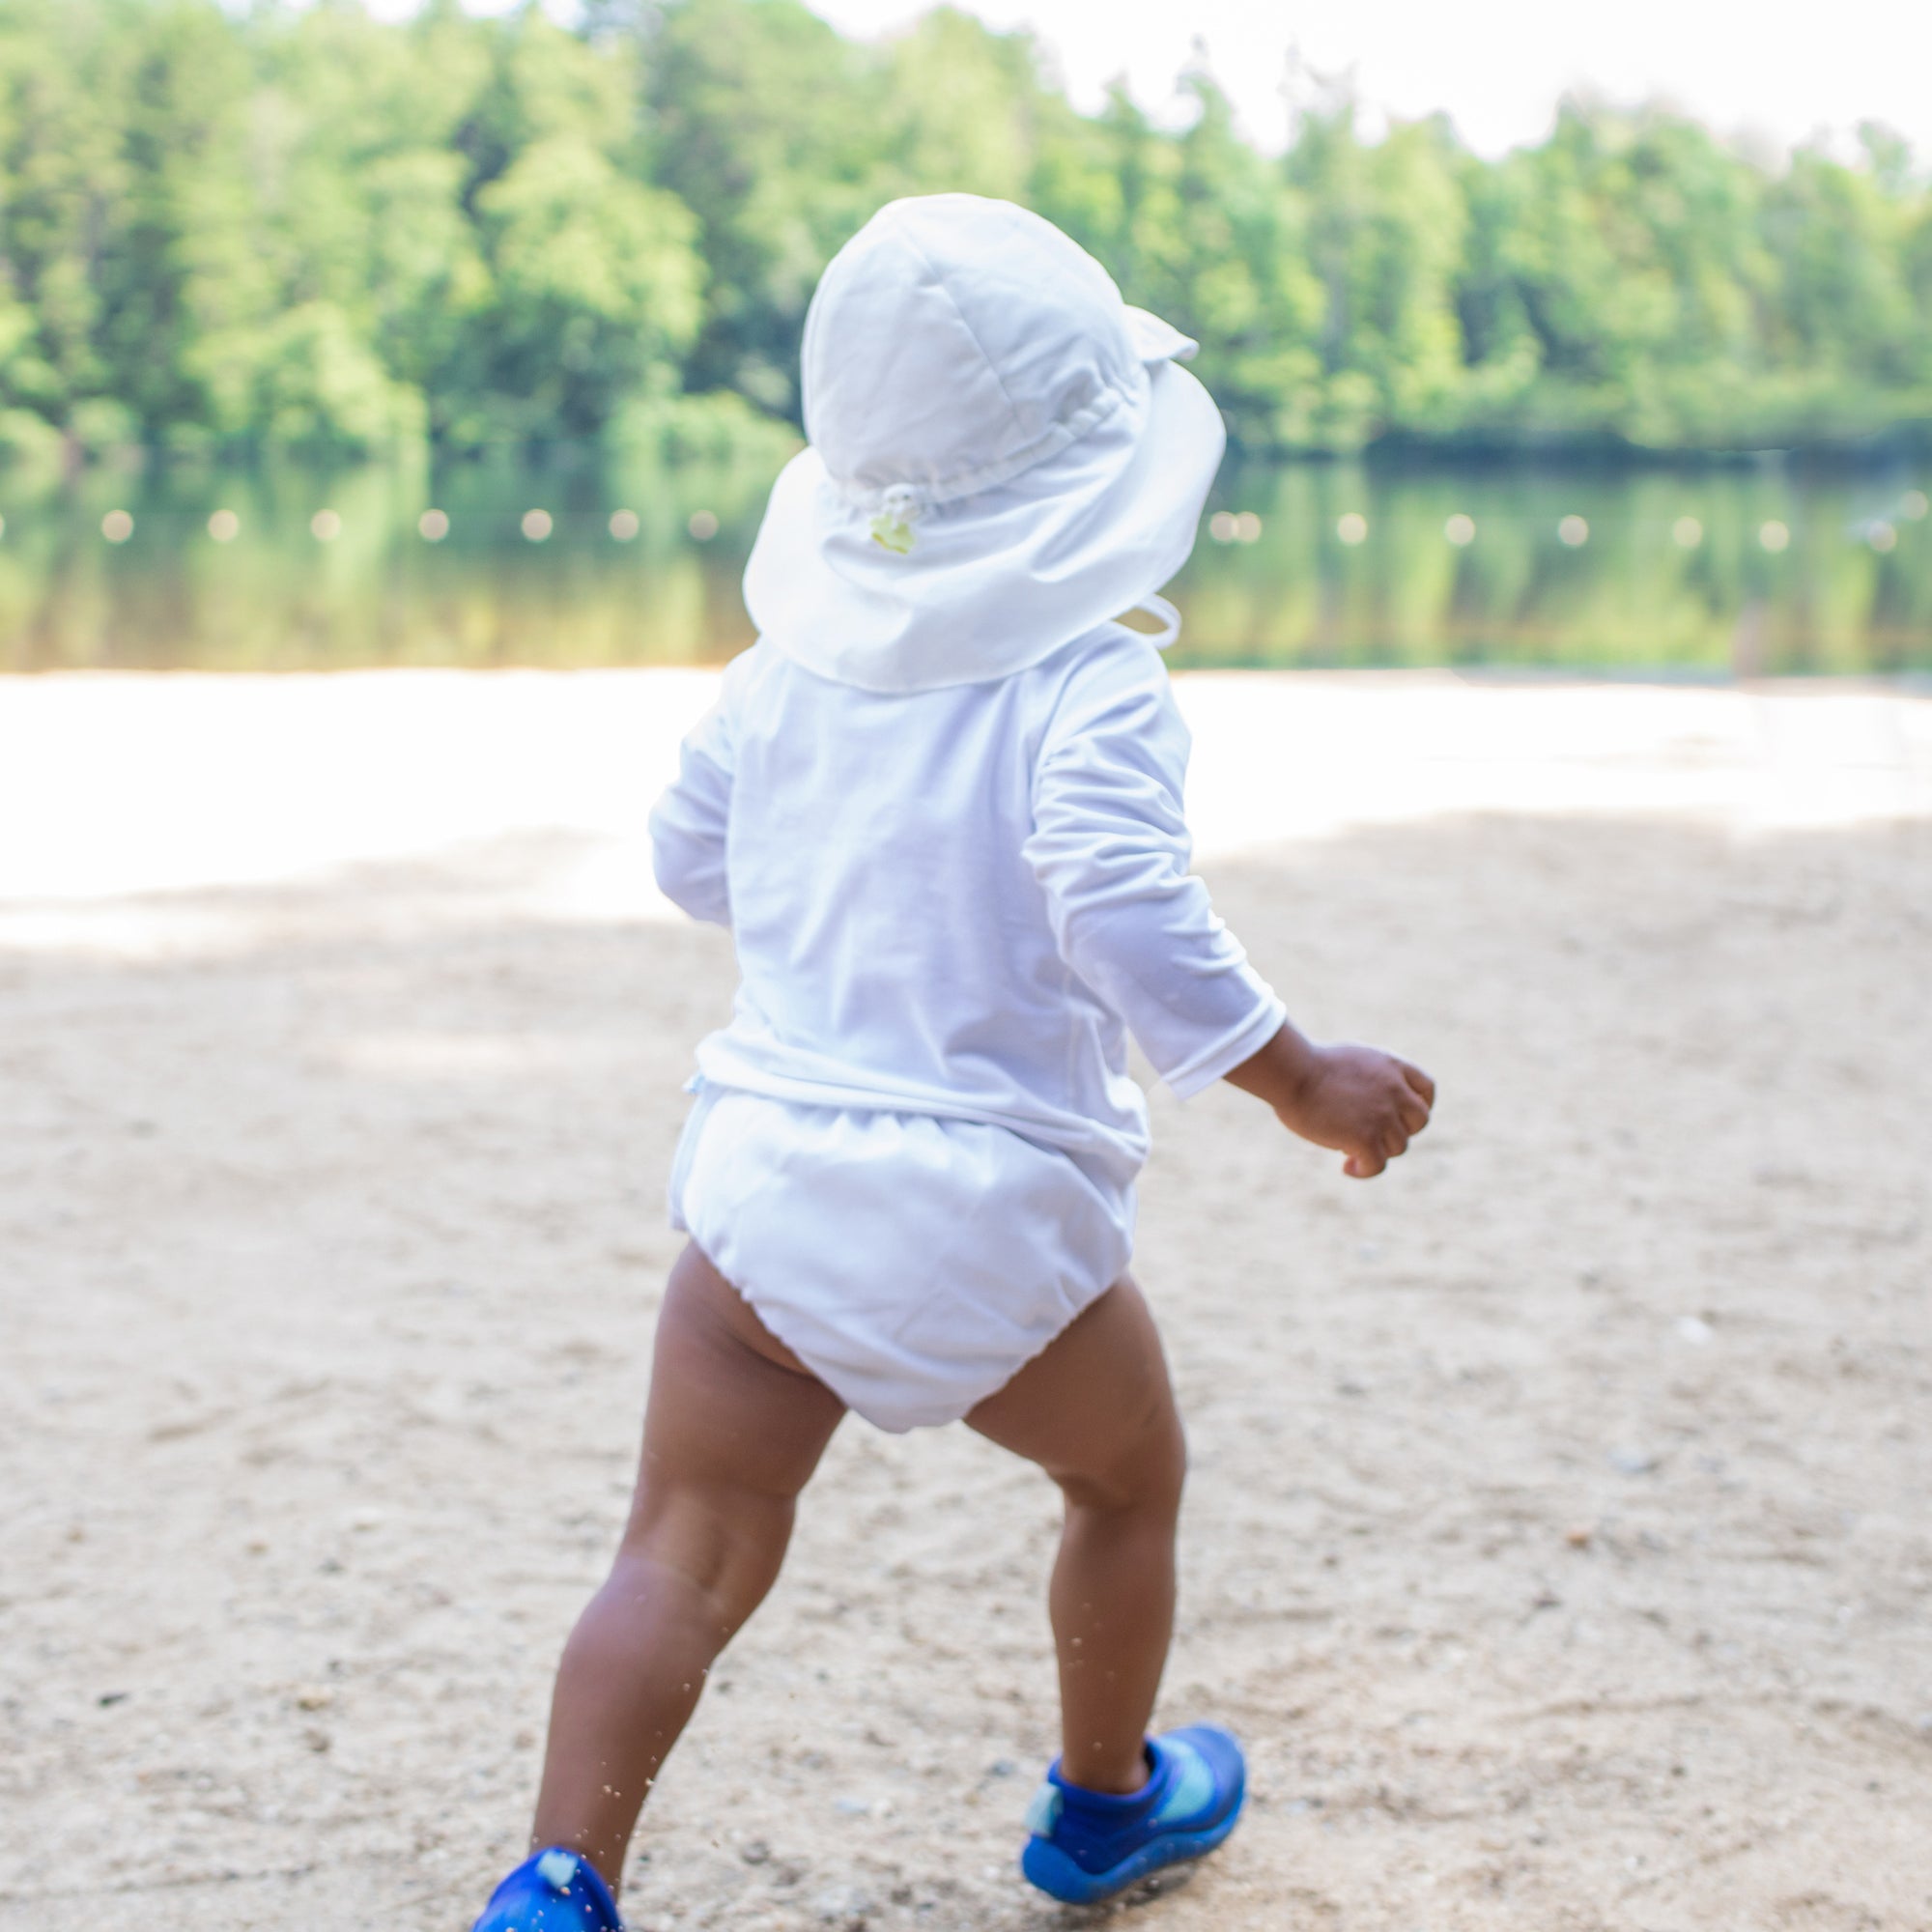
1225;1024;1435;1179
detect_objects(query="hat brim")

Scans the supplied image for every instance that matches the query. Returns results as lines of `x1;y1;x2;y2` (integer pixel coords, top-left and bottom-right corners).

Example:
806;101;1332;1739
745;357;1226;695
1124;305;1199;364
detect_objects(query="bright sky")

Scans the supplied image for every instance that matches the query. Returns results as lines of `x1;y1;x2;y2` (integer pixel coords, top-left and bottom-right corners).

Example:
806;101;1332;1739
365;0;1932;160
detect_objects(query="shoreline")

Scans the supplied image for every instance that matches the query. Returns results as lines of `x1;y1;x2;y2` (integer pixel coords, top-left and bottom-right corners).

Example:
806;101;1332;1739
3;668;1927;935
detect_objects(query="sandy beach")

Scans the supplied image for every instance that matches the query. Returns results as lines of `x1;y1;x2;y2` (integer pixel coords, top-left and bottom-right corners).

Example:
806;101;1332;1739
2;668;1929;1931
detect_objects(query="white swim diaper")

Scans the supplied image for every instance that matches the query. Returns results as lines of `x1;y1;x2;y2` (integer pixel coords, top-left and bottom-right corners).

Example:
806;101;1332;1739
668;1086;1134;1432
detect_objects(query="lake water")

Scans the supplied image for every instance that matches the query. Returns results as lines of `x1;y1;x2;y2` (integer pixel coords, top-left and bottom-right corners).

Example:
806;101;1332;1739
4;450;1928;676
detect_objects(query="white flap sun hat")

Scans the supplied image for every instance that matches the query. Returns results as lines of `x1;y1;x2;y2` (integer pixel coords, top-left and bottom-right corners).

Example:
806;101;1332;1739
743;194;1227;695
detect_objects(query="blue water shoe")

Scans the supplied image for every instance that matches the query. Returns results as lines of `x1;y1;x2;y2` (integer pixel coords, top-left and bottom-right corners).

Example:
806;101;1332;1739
470;1847;623;1931
1019;1724;1246;1904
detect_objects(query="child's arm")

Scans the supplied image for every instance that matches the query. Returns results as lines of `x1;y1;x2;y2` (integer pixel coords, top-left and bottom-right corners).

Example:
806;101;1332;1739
1029;642;1433;1179
1026;656;1286;1100
1223;1020;1434;1179
648;688;735;927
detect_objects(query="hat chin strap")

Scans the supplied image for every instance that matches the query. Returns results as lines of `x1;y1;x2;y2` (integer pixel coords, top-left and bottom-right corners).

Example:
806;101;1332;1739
1125;594;1180;651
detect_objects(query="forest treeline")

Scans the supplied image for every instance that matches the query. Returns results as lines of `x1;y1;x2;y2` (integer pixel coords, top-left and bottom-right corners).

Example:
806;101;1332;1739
2;0;1929;461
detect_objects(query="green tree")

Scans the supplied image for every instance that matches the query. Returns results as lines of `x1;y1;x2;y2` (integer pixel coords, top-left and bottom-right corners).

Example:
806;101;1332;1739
644;0;897;415
0;0;1921;457
471;135;702;438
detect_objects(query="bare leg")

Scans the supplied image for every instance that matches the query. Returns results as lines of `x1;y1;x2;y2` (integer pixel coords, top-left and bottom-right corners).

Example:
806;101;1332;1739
529;1242;845;1893
967;1280;1185;1795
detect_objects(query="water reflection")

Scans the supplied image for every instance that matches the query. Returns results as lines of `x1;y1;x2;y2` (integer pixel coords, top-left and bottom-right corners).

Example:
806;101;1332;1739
2;451;1927;675
1170;463;1932;676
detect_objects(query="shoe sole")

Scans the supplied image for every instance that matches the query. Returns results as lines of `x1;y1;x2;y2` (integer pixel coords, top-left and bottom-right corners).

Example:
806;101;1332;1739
1019;1788;1246;1905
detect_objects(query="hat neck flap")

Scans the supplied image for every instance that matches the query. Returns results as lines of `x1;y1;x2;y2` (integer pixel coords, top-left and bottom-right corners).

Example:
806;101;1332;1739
744;359;1225;696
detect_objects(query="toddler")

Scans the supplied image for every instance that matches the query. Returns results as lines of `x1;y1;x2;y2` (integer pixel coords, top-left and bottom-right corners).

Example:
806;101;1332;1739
471;194;1432;1929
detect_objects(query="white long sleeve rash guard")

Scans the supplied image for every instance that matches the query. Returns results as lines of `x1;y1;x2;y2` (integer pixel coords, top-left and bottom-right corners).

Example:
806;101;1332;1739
649;623;1286;1183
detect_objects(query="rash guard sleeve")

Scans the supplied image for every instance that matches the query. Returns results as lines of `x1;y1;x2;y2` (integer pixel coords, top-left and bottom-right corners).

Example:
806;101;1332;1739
1024;644;1285;1097
649;685;736;928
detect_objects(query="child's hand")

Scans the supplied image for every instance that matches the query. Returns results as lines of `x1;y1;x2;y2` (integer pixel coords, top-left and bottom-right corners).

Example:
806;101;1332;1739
1277;1040;1435;1178
1225;1023;1435;1179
